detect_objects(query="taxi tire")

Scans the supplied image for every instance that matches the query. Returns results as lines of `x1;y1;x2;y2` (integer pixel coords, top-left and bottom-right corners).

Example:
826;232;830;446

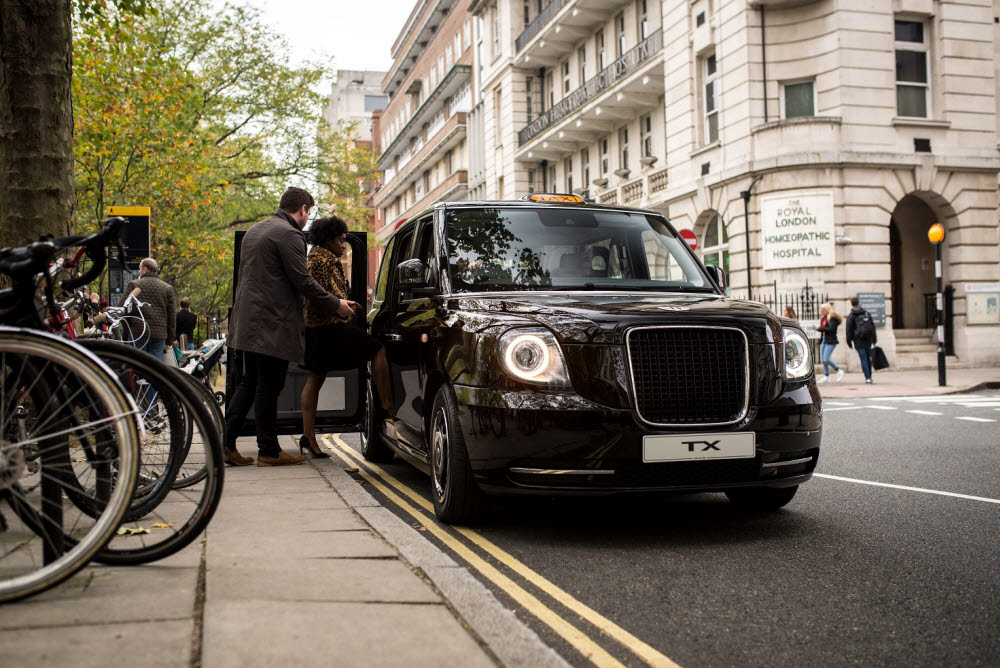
725;485;798;511
361;379;394;463
430;385;483;524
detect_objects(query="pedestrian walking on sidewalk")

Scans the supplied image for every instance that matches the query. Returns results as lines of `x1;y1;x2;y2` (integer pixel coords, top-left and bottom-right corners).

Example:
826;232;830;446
225;187;359;467
783;305;798;321
845;296;877;384
125;257;177;362
176;297;197;350
815;302;844;384
298;216;393;459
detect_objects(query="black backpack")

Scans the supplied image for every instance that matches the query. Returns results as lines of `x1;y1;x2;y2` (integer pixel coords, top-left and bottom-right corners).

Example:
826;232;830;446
855;310;875;342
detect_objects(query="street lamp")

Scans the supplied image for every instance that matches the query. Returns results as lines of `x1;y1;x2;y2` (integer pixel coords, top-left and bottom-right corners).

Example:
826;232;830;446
928;223;946;386
740;175;763;297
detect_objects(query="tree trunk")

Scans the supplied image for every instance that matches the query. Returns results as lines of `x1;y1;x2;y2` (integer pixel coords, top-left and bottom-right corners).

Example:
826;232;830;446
0;0;74;248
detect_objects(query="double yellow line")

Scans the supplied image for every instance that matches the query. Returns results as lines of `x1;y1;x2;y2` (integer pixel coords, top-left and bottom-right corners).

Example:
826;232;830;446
324;434;681;668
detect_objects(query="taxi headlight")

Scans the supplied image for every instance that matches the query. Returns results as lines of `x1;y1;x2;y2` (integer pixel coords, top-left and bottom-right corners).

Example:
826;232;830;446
498;328;570;386
783;328;812;380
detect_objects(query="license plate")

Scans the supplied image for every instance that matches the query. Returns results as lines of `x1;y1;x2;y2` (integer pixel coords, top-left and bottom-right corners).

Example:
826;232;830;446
642;432;755;463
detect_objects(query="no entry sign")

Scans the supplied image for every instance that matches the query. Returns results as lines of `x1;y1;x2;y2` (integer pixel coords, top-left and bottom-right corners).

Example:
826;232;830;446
679;228;698;250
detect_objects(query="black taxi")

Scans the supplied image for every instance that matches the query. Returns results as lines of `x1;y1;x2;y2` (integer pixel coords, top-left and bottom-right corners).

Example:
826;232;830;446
359;195;821;522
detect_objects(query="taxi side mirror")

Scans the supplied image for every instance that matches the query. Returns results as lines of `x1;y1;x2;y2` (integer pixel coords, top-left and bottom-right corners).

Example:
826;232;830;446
396;258;438;295
705;265;726;289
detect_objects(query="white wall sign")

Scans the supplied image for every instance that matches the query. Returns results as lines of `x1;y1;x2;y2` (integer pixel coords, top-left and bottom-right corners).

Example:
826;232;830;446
760;191;836;271
966;284;1000;325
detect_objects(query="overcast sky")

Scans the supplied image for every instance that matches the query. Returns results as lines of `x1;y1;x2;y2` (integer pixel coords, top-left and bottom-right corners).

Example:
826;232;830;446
238;0;417;73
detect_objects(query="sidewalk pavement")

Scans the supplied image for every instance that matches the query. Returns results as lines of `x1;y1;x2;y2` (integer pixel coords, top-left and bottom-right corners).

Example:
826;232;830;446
0;435;567;668
816;365;1000;398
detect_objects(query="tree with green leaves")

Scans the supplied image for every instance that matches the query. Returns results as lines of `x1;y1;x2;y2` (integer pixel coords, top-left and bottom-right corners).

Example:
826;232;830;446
318;120;378;233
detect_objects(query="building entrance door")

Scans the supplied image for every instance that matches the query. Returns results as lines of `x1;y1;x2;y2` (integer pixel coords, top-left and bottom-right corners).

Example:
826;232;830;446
888;196;939;330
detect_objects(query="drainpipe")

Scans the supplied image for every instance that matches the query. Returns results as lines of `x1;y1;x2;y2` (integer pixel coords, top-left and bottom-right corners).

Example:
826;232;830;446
740;174;763;297
760;6;768;123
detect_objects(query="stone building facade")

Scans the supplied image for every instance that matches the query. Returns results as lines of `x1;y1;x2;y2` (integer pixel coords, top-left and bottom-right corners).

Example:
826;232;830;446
373;0;476;243
463;0;1000;368
323;70;388;142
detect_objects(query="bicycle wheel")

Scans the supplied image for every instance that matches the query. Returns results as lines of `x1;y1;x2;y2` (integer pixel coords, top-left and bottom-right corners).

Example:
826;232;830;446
92;360;224;565
169;370;223;489
73;340;186;521
0;327;140;603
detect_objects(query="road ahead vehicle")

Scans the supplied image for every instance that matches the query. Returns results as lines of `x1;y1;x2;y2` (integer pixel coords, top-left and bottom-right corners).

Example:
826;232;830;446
240;195;821;523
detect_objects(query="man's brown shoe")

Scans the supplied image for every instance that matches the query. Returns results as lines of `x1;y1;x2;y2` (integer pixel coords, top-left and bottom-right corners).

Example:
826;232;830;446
256;450;307;467
224;448;255;466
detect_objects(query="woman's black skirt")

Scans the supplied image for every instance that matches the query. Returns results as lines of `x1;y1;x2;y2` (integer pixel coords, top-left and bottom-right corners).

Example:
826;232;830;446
303;323;383;372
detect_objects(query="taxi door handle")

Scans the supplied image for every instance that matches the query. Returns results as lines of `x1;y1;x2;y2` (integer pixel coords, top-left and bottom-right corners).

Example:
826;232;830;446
386;334;403;342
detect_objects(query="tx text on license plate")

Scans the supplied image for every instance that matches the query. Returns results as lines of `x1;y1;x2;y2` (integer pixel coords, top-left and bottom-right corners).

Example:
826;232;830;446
642;432;755;463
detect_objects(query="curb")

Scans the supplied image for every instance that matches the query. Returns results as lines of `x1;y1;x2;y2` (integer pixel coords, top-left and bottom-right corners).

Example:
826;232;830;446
942;381;1000;395
302;438;569;668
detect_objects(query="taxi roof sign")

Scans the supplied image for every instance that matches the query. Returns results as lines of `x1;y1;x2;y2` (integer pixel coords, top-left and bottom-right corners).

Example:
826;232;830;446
521;193;585;204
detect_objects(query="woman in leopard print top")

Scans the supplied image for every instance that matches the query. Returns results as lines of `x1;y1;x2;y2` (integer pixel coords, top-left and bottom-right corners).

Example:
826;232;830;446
300;216;393;457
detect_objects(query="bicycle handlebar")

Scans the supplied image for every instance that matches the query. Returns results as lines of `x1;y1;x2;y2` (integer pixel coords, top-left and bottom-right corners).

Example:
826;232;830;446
59;217;127;291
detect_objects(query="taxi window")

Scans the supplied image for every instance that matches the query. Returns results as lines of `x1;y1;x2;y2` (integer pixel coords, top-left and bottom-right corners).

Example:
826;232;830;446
373;235;396;304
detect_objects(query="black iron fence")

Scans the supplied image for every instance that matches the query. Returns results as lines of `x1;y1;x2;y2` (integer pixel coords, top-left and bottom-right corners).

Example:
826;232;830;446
735;281;828;363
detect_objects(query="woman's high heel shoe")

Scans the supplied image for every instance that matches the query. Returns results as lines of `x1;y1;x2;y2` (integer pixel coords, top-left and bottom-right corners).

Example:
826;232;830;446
299;435;330;458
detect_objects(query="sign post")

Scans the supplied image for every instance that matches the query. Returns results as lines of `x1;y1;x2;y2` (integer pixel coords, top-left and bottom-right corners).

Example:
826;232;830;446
928;223;946;386
106;206;151;305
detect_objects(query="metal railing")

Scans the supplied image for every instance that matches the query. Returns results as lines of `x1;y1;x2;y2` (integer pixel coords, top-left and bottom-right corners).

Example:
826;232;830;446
518;28;663;146
515;0;568;52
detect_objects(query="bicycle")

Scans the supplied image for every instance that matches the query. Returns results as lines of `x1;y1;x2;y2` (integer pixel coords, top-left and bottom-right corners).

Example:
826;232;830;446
0;219;142;602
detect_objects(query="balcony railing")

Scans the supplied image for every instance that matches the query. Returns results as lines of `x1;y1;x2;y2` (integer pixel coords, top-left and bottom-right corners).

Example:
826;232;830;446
515;0;568;52
592;166;668;207
518;28;663;146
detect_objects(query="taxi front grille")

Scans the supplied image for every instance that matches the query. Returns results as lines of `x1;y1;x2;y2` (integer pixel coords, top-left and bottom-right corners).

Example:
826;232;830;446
626;326;749;425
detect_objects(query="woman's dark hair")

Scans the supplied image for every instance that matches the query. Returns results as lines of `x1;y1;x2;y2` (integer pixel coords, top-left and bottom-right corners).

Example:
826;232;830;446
309;216;349;247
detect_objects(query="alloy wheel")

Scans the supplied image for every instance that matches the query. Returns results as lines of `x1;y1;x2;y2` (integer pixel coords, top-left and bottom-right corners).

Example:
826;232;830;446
431;406;449;503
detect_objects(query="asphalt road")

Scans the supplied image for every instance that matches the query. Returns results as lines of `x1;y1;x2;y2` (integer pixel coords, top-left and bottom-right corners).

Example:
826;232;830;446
333;391;1000;667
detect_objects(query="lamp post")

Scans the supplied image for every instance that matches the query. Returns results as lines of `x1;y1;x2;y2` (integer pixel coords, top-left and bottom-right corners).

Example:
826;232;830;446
928;223;946;386
740;175;763;297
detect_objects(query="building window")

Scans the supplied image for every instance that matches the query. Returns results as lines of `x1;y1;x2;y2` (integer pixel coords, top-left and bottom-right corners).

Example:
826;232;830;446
783;81;815;118
492;6;501;59
895;19;929;118
703;53;719;143
640;114;652;157
600;137;610;178
528;168;536;193
364;95;387;112
581;147;590;187
701;214;729;275
526;77;533;121
578;46;587;84
562;60;571;95
494;87;503;144
618;126;629;170
615;13;626;58
546;71;554;109
564;157;573;192
547;163;556;191
498;176;505;200
596;29;606;70
523;0;531;26
637;0;648;40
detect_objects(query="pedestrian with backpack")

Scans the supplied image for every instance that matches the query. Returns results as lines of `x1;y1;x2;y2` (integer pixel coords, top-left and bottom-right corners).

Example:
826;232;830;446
845;296;877;383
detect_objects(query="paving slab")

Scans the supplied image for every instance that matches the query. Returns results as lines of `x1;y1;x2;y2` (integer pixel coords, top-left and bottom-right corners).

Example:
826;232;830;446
0;563;198;629
1;619;193;668
206;527;396;561
207;508;366;536
207;559;439;604
202;600;494;668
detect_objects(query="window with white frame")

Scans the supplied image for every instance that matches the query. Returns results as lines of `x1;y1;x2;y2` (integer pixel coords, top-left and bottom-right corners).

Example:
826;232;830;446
581;147;591;186
615;13;626;58
637;0;649;40
895;19;929;118
526;77;533;121
528;168;536;193
703;53;719;143
492;6;501;59
640;113;652;157
618;126;629;170
578;46;587;85
600;137;610;178
494;87;503;143
700;214;729;275
562;60;571;95
596;29;607;69
783;81;815;118
564;157;574;192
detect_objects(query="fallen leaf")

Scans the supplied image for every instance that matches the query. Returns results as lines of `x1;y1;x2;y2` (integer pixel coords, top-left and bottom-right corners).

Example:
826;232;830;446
116;527;149;535
344;467;359;474
151;522;173;529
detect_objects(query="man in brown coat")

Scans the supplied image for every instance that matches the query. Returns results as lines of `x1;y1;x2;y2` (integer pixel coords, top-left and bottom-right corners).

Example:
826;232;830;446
125;258;177;362
225;187;357;466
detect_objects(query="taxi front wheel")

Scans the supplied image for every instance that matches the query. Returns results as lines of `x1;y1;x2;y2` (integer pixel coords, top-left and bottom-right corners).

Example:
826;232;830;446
725;485;798;511
429;385;483;524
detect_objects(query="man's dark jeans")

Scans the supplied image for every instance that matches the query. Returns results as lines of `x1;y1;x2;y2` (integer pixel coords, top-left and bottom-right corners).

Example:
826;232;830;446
855;343;872;380
224;349;288;458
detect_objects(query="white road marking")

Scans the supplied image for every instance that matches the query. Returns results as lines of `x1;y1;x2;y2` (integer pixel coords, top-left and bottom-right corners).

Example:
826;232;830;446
824;401;855;407
957;402;1000;408
955;416;997;423
823;406;864;412
906;409;943;416
866;405;898;410
814;473;1000;505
